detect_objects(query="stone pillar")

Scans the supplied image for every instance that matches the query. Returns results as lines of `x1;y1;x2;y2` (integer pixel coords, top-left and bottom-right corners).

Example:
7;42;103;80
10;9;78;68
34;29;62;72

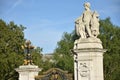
15;65;41;80
73;2;106;80
73;38;106;80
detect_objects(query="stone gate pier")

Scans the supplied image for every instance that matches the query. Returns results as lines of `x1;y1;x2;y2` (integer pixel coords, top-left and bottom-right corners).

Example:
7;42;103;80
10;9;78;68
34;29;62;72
73;38;106;80
15;65;41;80
15;40;41;80
73;2;106;80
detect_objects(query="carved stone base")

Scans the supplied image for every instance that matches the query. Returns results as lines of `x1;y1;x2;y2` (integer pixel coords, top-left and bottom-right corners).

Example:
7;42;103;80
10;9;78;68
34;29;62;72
73;40;106;80
15;65;41;80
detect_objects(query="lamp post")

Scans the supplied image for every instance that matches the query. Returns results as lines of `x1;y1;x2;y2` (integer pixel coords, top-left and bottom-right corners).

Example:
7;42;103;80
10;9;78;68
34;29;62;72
23;40;34;65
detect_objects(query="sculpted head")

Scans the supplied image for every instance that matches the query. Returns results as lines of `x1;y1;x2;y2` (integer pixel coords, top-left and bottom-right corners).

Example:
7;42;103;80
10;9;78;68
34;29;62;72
84;2;91;10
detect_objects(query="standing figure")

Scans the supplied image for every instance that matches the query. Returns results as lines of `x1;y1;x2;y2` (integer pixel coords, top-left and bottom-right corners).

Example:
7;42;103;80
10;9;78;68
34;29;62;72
82;2;93;37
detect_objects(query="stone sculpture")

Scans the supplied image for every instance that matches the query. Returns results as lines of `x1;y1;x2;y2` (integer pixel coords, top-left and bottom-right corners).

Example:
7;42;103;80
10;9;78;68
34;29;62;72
73;2;106;80
75;2;100;39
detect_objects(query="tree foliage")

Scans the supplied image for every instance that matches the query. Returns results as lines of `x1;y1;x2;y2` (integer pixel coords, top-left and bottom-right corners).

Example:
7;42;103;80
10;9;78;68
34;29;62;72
99;18;120;80
0;19;25;80
53;32;76;73
0;19;50;79
32;47;54;73
32;47;43;70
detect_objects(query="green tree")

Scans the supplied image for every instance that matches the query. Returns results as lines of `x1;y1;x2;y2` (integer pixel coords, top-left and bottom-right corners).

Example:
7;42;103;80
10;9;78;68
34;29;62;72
0;19;44;79
0;19;25;80
99;18;120;80
53;32;76;73
32;47;43;69
32;47;53;74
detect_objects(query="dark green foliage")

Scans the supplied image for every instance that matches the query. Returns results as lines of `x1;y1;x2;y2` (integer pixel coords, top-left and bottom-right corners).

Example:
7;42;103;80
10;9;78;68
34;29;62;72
32;47;43;69
99;18;120;54
99;18;120;80
32;47;53;74
0;20;25;54
0;53;24;80
0;19;25;80
0;19;50;79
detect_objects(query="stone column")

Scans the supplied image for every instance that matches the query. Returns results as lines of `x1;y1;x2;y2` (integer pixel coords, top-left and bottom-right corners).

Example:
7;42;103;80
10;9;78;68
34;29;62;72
73;38;106;80
15;65;41;80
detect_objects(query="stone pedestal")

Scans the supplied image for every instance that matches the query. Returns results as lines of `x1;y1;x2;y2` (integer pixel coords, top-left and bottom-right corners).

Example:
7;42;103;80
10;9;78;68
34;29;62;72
73;38;106;80
15;65;41;80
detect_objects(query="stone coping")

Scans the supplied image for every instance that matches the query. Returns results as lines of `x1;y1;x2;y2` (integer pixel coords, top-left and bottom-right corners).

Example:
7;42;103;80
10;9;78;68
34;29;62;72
73;48;107;53
15;65;42;72
74;38;103;49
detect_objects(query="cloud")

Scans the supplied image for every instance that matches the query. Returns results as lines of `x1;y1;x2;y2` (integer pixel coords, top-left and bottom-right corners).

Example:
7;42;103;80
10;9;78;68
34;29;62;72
4;0;23;16
12;0;22;9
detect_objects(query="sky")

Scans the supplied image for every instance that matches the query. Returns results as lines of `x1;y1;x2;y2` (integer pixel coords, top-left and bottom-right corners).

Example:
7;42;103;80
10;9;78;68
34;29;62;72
0;0;120;54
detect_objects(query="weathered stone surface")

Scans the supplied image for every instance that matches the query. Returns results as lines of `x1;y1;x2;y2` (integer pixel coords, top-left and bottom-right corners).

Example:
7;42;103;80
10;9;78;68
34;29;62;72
74;37;103;49
15;65;41;80
73;48;106;80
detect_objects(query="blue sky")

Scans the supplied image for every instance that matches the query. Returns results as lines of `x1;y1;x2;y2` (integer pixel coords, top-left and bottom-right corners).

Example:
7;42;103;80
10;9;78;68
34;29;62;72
0;0;120;53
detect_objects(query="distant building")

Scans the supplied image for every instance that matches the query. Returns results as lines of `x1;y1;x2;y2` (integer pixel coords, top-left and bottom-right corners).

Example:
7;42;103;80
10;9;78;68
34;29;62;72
42;53;54;62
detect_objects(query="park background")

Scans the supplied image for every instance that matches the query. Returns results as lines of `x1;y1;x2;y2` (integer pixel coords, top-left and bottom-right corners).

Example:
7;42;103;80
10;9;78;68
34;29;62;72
0;0;120;80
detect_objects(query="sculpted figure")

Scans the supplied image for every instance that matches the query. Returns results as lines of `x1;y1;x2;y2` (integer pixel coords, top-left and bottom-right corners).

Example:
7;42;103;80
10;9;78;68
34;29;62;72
75;2;100;40
90;11;100;37
82;2;93;37
74;2;101;49
75;16;86;38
